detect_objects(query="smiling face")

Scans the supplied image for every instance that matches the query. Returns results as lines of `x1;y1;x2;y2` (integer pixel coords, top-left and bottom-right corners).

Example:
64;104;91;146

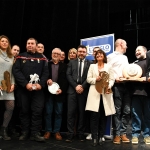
11;45;20;56
0;37;9;51
135;46;146;60
51;48;61;63
36;43;44;54
96;52;104;61
60;51;65;61
26;39;37;53
69;50;77;60
95;49;107;63
77;47;87;60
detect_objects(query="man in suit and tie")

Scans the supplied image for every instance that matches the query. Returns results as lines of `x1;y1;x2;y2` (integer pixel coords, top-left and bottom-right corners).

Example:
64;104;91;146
66;45;91;142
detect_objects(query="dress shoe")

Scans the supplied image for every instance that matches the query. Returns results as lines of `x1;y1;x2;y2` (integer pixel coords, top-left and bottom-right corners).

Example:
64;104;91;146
19;131;29;140
113;135;121;144
44;132;50;140
55;132;62;141
30;132;45;142
66;134;73;142
120;134;130;143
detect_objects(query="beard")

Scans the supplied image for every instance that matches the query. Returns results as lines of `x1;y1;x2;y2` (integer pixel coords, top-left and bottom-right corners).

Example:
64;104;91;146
137;55;145;60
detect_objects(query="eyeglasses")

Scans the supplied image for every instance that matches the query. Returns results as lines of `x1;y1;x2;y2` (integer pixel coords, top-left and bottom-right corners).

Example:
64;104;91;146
52;52;60;55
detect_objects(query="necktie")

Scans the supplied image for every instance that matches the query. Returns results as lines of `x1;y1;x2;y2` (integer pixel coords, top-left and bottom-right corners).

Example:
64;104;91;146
78;59;82;84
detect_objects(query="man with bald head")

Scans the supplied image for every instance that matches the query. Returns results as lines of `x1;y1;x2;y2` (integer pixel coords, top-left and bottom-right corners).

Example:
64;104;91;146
107;39;131;144
131;46;150;144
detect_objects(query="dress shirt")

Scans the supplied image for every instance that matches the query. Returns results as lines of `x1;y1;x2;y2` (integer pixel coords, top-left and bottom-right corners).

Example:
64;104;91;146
107;51;129;79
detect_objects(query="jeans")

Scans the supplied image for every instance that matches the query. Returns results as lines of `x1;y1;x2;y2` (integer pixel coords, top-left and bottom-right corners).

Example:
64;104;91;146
132;95;150;138
112;83;131;136
45;95;63;133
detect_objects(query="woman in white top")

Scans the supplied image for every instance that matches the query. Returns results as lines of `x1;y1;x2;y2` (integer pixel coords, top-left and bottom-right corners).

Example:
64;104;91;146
0;35;15;140
85;49;116;146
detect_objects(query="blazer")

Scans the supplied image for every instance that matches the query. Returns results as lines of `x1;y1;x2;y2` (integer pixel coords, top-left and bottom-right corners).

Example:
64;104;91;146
47;61;68;102
85;63;116;116
66;58;91;96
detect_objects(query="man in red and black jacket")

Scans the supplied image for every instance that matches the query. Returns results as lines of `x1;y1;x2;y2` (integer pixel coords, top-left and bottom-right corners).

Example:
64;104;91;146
12;38;49;142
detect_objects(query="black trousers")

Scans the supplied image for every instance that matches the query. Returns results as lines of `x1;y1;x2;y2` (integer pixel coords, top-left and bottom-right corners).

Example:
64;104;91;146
67;92;87;138
112;83;131;136
90;96;107;139
17;87;45;134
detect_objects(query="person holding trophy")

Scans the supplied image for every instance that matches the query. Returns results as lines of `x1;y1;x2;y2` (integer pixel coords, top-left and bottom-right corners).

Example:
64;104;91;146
12;38;49;142
44;48;68;141
131;46;150;144
107;39;131;144
0;35;15;140
85;49;116;146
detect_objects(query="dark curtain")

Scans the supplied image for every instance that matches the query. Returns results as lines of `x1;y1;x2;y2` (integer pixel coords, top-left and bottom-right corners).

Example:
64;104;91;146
0;0;150;132
0;0;150;62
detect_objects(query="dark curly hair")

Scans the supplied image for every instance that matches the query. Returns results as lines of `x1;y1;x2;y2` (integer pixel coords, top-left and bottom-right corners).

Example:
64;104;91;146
94;49;107;63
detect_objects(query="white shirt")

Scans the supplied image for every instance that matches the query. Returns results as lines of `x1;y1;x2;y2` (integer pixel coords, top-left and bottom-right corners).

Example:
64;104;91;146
107;51;129;79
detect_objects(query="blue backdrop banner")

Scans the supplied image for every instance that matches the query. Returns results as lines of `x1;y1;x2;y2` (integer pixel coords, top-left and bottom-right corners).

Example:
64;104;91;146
80;34;114;60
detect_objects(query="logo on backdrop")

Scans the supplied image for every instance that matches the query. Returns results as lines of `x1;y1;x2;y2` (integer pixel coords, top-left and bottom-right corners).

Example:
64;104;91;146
86;44;111;55
80;34;114;60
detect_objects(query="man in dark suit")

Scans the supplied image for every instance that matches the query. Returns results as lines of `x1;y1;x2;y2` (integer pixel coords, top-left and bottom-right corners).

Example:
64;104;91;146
44;48;68;141
66;45;91;142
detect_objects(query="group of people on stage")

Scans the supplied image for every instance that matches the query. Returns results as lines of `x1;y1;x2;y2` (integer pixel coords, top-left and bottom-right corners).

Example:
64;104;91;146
0;35;150;146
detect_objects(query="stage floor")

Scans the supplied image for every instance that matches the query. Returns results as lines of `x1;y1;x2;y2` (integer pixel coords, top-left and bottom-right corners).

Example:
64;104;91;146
1;125;150;150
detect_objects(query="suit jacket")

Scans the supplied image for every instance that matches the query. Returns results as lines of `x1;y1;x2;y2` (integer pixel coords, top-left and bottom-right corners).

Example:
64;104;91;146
66;58;91;96
85;63;116;116
47;61;68;102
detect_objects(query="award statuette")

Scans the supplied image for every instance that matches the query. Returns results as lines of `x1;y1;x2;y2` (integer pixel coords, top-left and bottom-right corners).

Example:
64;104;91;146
95;71;112;94
120;64;144;81
48;82;60;94
29;73;40;90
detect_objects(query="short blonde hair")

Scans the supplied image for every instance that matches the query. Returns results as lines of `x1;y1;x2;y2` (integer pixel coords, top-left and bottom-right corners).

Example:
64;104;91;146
68;48;77;60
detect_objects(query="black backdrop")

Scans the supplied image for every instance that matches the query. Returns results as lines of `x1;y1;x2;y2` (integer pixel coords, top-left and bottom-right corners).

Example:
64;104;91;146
0;0;150;63
0;0;150;133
